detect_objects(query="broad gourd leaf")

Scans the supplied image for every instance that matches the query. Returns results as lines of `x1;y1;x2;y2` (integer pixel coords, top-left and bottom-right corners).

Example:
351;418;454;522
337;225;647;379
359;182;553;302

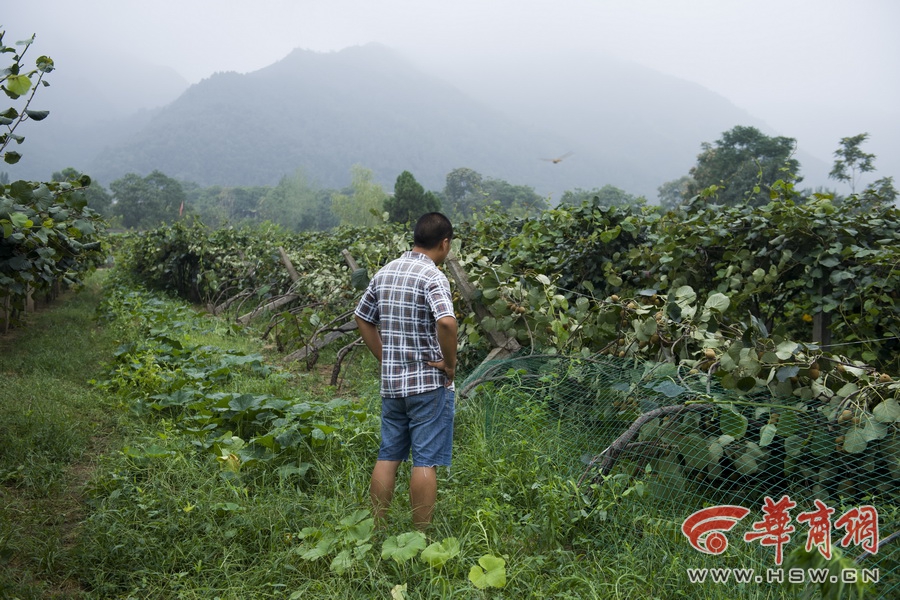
420;537;460;568
381;531;426;563
469;554;506;589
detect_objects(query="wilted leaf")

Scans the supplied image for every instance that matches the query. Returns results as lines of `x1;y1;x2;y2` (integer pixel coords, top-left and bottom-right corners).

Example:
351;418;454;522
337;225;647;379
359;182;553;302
759;423;778;447
719;410;748;439
873;398;900;423
678;434;714;470
842;428;867;454
784;434;805;458
777;411;799;438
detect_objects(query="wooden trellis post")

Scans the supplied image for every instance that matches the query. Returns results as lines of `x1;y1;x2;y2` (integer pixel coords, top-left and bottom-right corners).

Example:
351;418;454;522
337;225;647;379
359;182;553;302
445;254;521;366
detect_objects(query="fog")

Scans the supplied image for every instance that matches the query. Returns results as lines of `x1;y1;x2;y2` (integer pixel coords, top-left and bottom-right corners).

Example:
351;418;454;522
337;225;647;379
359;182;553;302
4;0;899;189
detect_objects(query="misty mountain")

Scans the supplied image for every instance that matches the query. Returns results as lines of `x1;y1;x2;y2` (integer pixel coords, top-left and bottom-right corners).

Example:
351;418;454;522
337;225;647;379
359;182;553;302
5;44;189;182
7;43;824;200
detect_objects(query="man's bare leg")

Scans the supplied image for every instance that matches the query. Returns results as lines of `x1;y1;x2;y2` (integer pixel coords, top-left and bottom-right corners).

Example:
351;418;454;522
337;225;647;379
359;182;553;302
410;466;438;530
370;460;401;525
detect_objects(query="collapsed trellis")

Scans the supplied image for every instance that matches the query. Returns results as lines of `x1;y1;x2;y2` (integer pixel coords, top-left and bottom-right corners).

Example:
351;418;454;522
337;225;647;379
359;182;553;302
458;351;899;597
216;241;899;595
223;248;523;388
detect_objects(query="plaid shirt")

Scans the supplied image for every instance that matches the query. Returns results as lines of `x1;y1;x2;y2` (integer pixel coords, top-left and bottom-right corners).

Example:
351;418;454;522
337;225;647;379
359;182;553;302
354;251;456;398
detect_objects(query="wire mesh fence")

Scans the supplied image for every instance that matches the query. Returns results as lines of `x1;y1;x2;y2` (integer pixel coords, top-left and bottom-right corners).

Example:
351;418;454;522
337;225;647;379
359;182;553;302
460;352;899;599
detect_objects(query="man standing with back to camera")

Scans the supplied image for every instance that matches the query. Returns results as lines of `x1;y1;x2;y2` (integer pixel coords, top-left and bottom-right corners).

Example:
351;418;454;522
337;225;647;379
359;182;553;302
354;212;458;531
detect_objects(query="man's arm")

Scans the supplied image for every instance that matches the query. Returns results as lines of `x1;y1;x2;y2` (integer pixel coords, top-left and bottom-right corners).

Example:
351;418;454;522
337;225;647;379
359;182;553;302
429;315;458;384
355;315;383;363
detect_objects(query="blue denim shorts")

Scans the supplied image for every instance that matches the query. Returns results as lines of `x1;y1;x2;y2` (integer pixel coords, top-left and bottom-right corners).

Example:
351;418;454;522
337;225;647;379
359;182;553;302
378;386;455;467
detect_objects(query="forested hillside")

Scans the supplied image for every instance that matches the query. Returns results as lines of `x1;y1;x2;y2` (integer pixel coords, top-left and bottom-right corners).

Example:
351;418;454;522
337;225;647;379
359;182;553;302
6;43;811;199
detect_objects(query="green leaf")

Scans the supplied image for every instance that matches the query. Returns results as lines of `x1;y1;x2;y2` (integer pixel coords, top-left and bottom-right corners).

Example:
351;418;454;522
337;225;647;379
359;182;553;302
4;151;22;164
381;531;427;564
468;554;507;589
9;212;33;228
420;537;460;568
829;270;854;285
704;292;730;312
650;380;686;398
842;428;867;454
36;55;55;73
759;423;777;447
346;518;375;543
678;434;714;470
873;399;900;423
735;376;757;392
776;365;799;382
329;549;353;574
350;267;369;290
301;536;336;560
229;394;263;412
599;226;620;243
809;426;831;457
674;285;697;305
5;74;31;97
774;341;798;360
778;411;799;438
24;109;49;121
719;409;748;439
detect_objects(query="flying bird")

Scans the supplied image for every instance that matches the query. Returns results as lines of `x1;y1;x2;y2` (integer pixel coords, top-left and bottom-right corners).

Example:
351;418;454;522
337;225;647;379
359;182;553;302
541;151;573;164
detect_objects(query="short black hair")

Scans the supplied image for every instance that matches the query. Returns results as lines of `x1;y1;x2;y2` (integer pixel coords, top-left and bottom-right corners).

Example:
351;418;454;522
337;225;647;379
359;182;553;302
413;212;453;250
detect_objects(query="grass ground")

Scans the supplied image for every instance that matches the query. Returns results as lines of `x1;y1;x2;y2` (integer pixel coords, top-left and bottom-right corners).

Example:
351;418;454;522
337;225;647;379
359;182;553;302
0;275;121;598
0;272;888;599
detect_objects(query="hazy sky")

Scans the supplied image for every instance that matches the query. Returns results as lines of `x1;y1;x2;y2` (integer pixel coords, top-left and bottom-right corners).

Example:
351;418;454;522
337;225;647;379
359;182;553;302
5;0;899;179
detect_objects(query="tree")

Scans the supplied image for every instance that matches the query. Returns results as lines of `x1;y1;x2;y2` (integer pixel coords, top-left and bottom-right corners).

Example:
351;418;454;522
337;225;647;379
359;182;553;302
561;185;642;208
829;133;876;193
686;126;801;206
443;167;485;220
480;179;547;217
110;170;186;229
443;168;547;220
861;176;898;207
331;165;388;227
258;169;334;232
385;170;440;223
656;176;694;210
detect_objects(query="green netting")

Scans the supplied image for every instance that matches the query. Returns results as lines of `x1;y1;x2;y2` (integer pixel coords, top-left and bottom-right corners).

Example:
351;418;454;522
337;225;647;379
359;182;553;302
460;352;900;599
